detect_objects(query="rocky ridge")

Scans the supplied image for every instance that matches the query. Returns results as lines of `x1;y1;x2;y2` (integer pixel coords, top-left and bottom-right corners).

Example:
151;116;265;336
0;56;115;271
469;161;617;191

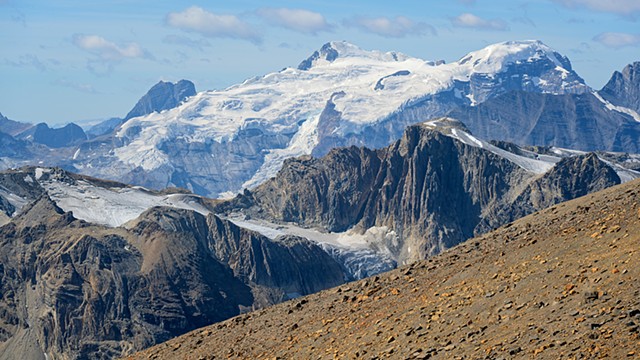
0;169;348;359
126;177;640;360
599;61;640;113
218;120;623;263
124;80;196;121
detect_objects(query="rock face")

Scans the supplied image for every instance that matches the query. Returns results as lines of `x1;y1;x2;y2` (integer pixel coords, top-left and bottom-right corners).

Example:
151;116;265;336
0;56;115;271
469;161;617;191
17;123;87;148
0;184;346;359
219;122;621;263
447;91;640;152
484;153;621;229
127;178;640;360
599;61;640;112
124;80;196;121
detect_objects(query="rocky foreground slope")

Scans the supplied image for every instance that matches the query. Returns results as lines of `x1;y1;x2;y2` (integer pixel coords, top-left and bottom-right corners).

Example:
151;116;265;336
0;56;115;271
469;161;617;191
128;178;640;359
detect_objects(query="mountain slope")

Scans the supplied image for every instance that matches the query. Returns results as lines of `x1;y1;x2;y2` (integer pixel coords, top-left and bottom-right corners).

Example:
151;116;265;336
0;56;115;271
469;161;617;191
126;177;640;360
448;91;640;152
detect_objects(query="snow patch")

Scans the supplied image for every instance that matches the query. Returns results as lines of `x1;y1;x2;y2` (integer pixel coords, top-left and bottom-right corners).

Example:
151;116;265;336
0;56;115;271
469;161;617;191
430;121;558;174
34;168;50;180
593;92;640;122
227;215;397;279
0;190;28;216
42;179;211;227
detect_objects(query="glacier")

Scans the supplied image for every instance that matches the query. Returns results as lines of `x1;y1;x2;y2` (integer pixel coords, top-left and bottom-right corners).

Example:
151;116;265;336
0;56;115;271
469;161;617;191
72;40;589;197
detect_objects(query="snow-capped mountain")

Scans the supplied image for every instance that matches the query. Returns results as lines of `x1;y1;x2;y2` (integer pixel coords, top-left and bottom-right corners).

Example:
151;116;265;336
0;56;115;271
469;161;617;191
72;40;589;197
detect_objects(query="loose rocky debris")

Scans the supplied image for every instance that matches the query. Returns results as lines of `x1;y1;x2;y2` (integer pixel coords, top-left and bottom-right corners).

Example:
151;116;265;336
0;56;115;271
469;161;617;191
125;179;640;359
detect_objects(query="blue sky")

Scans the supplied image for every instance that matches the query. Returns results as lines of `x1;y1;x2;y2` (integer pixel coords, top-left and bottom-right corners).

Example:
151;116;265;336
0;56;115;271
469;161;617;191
1;0;639;126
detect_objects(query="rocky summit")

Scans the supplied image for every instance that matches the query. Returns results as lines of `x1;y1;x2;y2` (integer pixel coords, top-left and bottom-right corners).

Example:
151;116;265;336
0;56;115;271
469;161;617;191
126;177;640;359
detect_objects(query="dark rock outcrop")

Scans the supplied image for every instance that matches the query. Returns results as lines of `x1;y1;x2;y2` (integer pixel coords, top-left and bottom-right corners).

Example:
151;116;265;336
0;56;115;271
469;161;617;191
599;61;640;112
219;123;620;263
124;80;196;121
480;153;621;231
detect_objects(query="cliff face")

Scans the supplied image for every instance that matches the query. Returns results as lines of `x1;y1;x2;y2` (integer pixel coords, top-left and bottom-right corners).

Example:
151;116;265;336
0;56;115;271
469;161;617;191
220;123;620;263
0;197;346;359
447;91;640;153
599;61;640;113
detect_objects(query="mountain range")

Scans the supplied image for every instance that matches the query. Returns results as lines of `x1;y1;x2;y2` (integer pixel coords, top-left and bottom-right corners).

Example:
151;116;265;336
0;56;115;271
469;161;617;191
0;40;639;359
0;41;638;198
0;119;635;358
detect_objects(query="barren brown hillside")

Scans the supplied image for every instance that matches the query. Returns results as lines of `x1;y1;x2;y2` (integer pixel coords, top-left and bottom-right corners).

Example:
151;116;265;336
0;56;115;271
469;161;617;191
126;179;640;359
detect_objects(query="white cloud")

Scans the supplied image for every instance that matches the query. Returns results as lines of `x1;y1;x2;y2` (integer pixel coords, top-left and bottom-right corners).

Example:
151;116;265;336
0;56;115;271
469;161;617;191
72;34;150;61
166;6;261;44
257;8;331;34
593;32;640;48
345;16;436;38
552;0;640;17
451;13;509;31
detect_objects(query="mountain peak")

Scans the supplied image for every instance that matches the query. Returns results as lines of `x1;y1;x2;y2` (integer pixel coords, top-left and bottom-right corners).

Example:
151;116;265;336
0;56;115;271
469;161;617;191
599;61;640;113
297;41;409;70
124;79;196;121
458;39;573;73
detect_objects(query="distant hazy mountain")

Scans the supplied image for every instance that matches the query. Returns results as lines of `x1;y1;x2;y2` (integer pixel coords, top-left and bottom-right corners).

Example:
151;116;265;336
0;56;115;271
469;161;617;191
0;113;32;136
16;122;87;148
85;117;123;138
124;79;196;121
